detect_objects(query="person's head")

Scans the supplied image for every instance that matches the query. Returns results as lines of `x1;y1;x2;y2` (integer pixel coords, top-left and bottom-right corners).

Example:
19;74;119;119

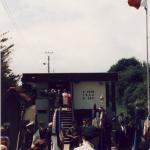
82;119;87;126
57;89;61;94
82;126;98;142
0;144;8;150
86;119;92;126
51;89;56;93
0;136;9;148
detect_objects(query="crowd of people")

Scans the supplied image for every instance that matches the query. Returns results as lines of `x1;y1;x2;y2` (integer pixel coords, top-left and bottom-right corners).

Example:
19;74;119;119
0;88;72;150
65;107;150;150
1;87;150;150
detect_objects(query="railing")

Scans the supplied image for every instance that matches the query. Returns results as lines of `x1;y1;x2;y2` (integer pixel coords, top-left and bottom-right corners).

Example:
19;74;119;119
58;108;61;133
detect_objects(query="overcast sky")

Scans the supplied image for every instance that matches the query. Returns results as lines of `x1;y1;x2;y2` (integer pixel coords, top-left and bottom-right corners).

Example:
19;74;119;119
0;0;149;74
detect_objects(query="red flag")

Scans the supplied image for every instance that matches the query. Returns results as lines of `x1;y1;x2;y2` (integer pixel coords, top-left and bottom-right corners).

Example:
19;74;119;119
128;0;142;9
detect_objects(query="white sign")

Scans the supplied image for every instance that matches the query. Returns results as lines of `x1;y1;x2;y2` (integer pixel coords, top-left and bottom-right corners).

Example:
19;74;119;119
73;81;106;109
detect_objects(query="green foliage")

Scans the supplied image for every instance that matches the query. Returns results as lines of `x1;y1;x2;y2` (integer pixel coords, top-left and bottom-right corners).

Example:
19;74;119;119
117;103;127;115
109;57;141;73
0;32;19;101
108;57;149;114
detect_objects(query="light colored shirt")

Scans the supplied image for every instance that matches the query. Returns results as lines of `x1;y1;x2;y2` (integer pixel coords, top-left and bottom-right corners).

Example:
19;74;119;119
62;92;71;105
74;140;94;150
51;135;61;150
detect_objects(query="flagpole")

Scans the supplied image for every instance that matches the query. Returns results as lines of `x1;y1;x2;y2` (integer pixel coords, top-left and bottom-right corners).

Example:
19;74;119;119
145;0;150;125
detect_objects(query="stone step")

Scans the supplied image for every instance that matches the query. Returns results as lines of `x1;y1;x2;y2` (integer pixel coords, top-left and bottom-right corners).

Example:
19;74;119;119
61;114;72;117
61;121;72;125
61;110;73;144
62;118;72;120
64;141;70;144
62;110;72;112
61;118;72;121
61;111;72;114
62;116;72;118
62;127;71;130
61;115;72;117
64;137;70;140
62;121;72;125
62;111;72;113
62;125;72;128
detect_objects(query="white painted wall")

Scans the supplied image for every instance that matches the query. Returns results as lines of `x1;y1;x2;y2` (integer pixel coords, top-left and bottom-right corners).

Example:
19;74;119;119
73;81;106;109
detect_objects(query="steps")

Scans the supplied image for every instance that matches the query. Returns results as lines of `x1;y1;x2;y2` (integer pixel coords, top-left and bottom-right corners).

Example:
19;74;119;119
61;109;73;144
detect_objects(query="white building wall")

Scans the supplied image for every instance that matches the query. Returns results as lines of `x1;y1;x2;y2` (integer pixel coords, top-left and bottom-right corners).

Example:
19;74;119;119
73;81;106;109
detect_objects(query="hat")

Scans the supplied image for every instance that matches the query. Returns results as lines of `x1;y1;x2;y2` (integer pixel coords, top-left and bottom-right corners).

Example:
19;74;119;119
82;126;98;140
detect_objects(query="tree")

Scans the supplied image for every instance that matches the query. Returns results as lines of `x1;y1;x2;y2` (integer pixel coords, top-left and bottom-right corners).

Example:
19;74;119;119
0;32;20;122
108;57;148;115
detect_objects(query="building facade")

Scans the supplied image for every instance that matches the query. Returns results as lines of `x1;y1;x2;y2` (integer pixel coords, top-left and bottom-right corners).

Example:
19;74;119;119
22;73;118;126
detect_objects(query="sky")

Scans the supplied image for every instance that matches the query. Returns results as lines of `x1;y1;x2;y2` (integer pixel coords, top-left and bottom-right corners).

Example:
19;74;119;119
0;0;149;74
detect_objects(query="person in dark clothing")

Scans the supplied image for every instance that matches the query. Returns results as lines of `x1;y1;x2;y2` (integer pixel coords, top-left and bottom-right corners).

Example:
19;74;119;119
98;107;107;150
105;118;112;150
66;121;81;150
3;87;31;150
117;121;129;150
48;89;56;110
92;104;97;118
46;123;52;150
132;106;143;150
124;117;135;149
111;116;122;148
3;89;21;150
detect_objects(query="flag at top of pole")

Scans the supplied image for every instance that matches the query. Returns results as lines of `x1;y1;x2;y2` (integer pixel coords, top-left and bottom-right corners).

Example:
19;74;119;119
128;0;142;9
128;0;147;9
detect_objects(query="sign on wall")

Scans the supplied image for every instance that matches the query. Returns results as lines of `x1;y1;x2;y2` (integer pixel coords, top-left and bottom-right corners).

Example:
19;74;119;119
82;90;95;100
73;81;106;109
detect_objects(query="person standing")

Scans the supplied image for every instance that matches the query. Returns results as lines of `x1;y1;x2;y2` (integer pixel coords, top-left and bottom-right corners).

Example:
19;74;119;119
99;107;107;150
105;118;112;150
49;89;56;110
3;87;32;150
132;106;143;150
56;90;63;108
62;90;72;110
92;104;97;119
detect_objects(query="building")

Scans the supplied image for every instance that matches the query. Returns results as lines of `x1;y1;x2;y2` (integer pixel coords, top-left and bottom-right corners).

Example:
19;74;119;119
22;72;118;127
